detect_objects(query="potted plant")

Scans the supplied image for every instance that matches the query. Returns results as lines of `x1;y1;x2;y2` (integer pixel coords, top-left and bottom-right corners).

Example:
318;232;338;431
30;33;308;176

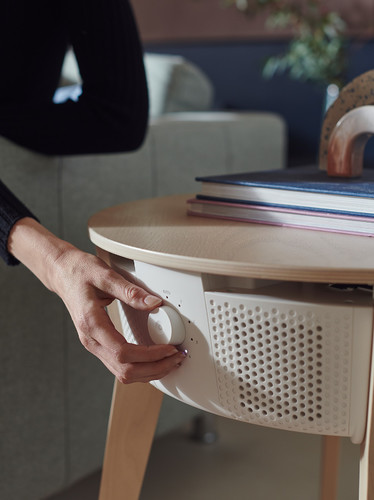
224;0;348;104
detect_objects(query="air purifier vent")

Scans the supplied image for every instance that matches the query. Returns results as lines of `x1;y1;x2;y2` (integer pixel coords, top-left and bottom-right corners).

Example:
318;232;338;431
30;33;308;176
111;259;373;443
206;292;352;436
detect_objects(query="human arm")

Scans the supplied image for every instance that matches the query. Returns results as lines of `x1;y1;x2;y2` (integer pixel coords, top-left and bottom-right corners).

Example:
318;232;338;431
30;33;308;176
7;216;185;383
0;0;149;155
0;178;184;382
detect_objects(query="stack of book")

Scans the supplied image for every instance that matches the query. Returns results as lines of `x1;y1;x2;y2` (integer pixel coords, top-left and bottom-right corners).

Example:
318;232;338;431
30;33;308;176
187;166;374;236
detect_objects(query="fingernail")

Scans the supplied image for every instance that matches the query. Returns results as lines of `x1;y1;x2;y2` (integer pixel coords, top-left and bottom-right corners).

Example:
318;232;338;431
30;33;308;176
165;347;179;357
177;351;187;362
144;295;162;307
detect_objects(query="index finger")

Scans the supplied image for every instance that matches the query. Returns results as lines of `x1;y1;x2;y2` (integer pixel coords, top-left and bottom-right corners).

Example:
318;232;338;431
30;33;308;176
96;266;162;311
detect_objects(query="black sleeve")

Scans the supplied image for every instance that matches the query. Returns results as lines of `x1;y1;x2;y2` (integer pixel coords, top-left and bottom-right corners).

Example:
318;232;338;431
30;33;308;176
0;0;148;265
0;0;149;155
0;180;38;266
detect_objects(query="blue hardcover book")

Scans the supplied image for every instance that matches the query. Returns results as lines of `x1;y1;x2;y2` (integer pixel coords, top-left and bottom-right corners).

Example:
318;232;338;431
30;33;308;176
187;197;374;236
195;166;374;217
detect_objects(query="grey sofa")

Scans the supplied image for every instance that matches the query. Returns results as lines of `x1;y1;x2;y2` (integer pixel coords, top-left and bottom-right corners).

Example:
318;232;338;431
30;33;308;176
0;110;286;499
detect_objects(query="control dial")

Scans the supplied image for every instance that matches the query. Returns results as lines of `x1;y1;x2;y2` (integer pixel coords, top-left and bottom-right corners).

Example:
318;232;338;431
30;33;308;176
147;306;186;345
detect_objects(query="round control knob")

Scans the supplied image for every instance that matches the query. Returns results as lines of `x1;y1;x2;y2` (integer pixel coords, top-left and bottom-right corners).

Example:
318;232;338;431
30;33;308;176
147;306;186;345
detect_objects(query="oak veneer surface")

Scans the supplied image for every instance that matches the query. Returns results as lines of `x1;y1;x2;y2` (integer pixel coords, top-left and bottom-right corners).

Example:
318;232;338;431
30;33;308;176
88;194;374;284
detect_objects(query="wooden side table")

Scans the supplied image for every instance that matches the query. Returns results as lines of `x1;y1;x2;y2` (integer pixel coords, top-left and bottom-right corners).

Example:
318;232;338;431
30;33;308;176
89;194;374;500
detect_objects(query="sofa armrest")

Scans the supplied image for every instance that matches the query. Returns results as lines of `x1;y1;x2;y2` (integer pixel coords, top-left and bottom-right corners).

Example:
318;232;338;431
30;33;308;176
144;53;214;116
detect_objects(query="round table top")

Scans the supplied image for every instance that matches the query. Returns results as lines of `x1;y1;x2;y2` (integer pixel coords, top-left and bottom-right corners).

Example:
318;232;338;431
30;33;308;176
88;194;374;284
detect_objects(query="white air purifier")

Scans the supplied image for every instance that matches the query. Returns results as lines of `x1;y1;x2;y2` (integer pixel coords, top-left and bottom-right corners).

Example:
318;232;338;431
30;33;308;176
110;255;374;444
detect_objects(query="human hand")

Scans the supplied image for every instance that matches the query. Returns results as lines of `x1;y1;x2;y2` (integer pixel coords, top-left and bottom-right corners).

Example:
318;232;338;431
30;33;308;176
52;248;186;384
8;218;186;383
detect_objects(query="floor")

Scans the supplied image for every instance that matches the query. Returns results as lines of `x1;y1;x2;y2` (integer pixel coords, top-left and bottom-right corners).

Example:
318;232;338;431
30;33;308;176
49;414;360;500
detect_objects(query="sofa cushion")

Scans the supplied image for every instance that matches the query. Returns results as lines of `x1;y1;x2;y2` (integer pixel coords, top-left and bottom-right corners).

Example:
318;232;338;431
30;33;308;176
143;53;214;116
58;50;214;116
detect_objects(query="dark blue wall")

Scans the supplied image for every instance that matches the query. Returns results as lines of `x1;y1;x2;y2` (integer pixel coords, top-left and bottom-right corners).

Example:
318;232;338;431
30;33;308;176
145;39;374;166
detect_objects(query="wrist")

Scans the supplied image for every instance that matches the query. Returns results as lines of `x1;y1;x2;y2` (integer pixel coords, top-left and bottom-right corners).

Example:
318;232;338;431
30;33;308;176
7;217;76;292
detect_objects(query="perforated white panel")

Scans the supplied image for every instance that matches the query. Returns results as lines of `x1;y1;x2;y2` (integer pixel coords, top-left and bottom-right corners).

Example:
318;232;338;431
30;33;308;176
205;292;353;436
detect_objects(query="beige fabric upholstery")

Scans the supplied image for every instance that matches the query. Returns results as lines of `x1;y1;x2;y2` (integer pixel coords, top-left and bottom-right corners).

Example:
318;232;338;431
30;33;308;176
0;110;286;499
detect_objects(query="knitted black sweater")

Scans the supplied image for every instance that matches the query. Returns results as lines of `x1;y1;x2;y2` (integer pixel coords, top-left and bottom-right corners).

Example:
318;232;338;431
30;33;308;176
0;0;148;265
0;181;37;265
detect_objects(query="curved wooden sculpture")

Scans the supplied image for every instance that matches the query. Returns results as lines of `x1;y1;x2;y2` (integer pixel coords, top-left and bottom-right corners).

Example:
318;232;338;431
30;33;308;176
327;105;374;177
319;70;374;175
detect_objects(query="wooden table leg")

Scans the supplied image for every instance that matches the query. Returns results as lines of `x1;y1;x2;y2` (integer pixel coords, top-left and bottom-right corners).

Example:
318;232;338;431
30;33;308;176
320;436;340;500
99;380;163;500
359;330;374;499
95;255;164;500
